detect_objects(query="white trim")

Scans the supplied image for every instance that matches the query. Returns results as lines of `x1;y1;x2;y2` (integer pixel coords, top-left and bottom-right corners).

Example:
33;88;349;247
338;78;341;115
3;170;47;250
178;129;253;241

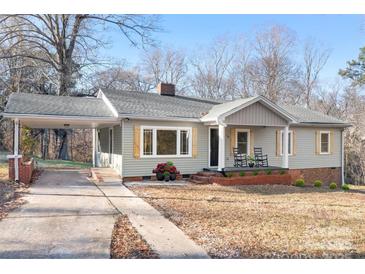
279;130;294;156
14;118;19;181
217;124;226;171
120;115;201;122
319;130;331;154
341;129;345;186
2;113;118;122
282;125;289;168
235;128;250;155
109;127;114;166
92;128;96;167
98;89;119;117
140;125;192;158
208;126;218;168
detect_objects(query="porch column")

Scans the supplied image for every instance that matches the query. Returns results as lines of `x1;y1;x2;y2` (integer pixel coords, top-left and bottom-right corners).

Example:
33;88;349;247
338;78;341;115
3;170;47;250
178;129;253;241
341;129;345;186
282;125;289;169
14;118;20;181
92;128;96;167
218;124;226;171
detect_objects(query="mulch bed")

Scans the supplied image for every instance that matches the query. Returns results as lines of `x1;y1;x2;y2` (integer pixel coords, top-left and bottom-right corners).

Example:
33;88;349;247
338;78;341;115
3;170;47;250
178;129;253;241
110;215;159;259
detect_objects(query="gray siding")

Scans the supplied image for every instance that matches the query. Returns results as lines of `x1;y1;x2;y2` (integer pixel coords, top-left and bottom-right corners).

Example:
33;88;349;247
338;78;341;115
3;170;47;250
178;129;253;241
99;128;109;153
113;125;122;155
122;119;209;177
225;102;287;126
253;126;341;168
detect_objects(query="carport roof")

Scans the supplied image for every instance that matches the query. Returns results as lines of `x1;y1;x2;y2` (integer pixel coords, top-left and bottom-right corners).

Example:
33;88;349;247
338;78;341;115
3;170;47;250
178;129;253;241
3;93;115;118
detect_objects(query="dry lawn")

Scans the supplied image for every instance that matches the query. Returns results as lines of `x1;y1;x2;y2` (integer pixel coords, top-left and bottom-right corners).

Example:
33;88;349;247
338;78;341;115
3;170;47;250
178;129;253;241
130;184;365;258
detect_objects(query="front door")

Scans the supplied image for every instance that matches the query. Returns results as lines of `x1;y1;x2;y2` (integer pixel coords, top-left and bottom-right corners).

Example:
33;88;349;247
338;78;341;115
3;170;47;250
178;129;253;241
209;128;219;167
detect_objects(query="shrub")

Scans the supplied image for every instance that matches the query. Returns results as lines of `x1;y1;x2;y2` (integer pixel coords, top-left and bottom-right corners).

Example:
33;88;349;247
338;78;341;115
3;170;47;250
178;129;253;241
279;170;286;175
239;171;245;177
166;161;174;166
265;169;272;175
342;184;350;191
329;182;337;190
295;179;305;187
313;180;322;188
253;171;259;176
226;172;233;178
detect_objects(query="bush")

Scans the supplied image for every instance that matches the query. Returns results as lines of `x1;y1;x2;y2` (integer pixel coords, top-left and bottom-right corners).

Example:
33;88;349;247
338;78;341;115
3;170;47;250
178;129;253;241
313;180;322;188
253;171;259;176
342;184;350;191
226;172;233;178
295;179;305;187
329;182;337;190
265;169;272;175
239;171;245;177
166;161;174;166
279;170;286;175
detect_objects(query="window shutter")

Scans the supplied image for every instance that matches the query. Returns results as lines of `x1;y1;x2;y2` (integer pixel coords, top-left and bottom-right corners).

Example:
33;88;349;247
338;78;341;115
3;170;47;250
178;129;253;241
250;130;254;156
133;126;140;159
276;130;281;156
292;130;297;156
315;130;320;155
330;130;335;154
230;128;236;155
192;127;198;158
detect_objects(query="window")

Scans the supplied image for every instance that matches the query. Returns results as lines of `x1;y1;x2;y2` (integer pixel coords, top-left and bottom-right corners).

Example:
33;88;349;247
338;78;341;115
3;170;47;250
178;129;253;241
236;130;249;154
141;126;192;157
320;131;330;154
143;129;153;155
280;130;293;156
180;130;189;155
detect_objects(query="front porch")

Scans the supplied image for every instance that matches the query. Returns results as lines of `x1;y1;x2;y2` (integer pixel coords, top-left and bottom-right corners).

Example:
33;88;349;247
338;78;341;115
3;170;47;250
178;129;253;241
204;166;288;174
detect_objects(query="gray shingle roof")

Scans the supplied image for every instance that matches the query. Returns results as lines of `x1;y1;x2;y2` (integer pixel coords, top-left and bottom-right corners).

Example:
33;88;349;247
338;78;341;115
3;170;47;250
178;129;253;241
4;93;114;118
102;89;218;119
280;105;347;124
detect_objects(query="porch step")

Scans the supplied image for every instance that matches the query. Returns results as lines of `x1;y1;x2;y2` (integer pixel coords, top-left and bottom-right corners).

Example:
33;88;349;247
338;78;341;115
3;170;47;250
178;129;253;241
196;171;223;177
189;171;223;185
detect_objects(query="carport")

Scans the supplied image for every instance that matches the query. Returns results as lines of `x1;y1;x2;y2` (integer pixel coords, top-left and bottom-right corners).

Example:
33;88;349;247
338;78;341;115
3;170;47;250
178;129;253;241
1;92;119;181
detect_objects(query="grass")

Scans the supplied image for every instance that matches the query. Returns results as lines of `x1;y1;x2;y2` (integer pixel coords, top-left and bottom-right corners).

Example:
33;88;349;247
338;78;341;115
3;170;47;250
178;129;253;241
35;158;92;169
131;184;365;258
0;163;8;181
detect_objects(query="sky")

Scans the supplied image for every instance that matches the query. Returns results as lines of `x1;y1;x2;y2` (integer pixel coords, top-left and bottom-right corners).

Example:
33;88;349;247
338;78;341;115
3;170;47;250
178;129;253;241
103;15;365;82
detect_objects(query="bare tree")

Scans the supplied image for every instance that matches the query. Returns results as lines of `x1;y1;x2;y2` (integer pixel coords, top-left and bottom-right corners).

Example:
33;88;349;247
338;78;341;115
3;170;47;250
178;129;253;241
248;25;299;103
90;63;154;93
190;37;237;99
142;47;188;93
0;14;159;96
299;40;331;108
0;14;159;159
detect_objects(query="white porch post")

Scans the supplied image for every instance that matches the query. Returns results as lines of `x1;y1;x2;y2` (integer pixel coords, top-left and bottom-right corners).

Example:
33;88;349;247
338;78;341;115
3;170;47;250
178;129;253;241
341;129;345;186
92;128;97;167
14;118;20;181
218;124;226;171
282;125;289;169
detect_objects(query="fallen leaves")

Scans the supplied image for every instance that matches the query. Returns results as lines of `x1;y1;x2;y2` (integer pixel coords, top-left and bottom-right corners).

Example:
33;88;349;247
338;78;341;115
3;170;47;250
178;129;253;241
110;215;159;259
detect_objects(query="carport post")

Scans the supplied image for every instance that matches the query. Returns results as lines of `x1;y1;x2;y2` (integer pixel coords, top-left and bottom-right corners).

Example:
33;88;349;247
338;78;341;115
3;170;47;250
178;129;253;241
92;128;96;167
14;118;20;181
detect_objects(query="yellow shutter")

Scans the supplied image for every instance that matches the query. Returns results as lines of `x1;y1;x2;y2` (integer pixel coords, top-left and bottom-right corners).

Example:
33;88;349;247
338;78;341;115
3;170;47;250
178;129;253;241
330;130;335;154
292;130;297;156
315;130;320;155
192;127;198;158
276;130;281;156
250;130;254;156
133;126;140;159
230;128;236;155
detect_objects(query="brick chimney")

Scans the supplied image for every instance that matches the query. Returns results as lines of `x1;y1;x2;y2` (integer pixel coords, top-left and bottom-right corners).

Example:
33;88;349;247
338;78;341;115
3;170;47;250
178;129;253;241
157;82;175;96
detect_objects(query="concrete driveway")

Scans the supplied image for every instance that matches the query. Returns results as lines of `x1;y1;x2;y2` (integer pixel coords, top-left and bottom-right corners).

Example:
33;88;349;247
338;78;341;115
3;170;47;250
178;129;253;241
0;169;118;258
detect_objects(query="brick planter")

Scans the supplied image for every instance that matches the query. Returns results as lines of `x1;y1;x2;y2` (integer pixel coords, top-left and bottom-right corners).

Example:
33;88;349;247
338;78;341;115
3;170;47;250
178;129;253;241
8;155;35;185
210;174;292;186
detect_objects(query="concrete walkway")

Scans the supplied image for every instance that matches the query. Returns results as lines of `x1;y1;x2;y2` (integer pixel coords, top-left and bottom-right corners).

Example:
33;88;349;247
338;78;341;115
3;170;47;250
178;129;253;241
92;168;210;259
0;169;117;258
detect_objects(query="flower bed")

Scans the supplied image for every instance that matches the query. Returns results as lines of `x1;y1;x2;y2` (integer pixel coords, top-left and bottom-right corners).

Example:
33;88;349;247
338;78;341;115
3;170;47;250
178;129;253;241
211;174;292;186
